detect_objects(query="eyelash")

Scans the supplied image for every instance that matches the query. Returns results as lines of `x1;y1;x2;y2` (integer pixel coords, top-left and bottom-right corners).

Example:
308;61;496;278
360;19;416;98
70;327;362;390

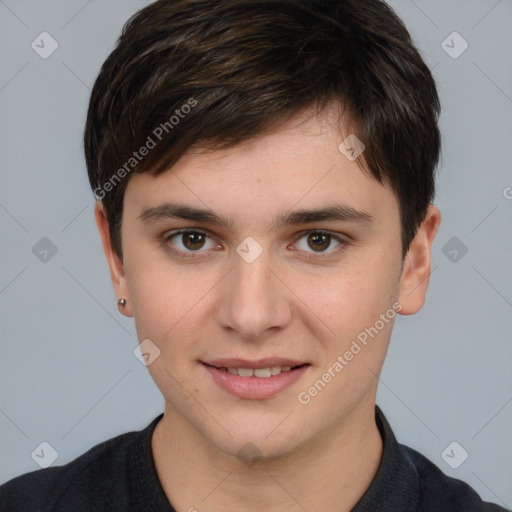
162;229;349;260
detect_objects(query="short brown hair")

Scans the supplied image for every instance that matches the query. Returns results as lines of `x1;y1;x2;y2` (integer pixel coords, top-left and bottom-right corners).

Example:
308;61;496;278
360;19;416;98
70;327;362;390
84;0;441;258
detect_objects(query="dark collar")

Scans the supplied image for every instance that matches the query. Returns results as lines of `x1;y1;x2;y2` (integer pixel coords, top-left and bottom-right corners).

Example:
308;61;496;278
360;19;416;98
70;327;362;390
352;405;419;511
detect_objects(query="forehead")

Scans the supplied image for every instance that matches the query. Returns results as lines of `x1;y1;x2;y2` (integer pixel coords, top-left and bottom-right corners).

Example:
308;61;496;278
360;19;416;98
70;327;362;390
123;108;399;229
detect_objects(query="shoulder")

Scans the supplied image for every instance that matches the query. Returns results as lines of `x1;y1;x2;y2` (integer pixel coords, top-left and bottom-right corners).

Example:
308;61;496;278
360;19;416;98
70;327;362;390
0;418;160;512
402;444;508;511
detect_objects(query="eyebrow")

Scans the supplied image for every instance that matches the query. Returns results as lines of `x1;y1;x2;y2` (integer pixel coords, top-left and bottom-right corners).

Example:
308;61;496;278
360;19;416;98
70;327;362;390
138;202;373;231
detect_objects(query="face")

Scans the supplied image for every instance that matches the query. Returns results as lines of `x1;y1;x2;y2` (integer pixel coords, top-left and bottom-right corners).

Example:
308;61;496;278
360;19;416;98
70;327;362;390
96;107;440;461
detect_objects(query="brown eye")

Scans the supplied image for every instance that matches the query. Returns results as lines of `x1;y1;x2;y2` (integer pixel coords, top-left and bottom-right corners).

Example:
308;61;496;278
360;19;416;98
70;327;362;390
181;232;206;250
294;230;345;257
165;229;218;255
307;232;331;252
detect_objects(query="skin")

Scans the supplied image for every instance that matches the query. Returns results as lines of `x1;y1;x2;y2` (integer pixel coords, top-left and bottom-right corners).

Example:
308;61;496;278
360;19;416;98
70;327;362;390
95;106;441;512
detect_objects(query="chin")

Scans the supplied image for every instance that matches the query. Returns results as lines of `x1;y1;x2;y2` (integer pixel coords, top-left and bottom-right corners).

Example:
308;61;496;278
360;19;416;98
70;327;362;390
204;417;311;465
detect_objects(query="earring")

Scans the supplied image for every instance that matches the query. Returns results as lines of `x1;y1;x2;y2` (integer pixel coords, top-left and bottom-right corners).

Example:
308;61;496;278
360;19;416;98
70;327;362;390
117;298;127;306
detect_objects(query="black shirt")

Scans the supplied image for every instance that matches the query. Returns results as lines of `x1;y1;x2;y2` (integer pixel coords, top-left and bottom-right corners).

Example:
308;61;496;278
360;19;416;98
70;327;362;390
0;406;507;511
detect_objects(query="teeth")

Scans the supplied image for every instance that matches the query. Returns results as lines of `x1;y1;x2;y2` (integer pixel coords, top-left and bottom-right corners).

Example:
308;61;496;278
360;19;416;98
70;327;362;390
254;368;271;378
222;365;297;378
270;365;282;375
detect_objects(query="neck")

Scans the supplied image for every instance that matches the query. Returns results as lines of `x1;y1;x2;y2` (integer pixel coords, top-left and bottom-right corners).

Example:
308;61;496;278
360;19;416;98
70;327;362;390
151;400;383;512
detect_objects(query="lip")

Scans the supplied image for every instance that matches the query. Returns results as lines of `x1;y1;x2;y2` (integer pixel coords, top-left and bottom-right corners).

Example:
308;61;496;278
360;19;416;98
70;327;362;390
201;361;310;400
202;357;308;370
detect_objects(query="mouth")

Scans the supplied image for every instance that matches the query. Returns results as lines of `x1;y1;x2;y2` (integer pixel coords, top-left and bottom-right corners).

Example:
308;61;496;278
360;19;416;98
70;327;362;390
200;358;311;399
202;362;309;378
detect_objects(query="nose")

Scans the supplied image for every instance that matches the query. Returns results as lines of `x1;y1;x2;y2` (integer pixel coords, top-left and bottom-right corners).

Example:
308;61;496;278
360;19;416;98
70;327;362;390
215;244;293;341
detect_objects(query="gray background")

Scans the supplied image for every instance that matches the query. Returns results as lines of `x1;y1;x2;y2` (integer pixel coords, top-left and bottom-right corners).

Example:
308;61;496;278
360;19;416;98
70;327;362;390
1;0;511;508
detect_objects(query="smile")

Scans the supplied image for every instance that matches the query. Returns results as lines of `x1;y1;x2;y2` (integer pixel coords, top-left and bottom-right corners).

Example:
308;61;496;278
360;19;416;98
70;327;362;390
208;363;308;378
201;361;311;399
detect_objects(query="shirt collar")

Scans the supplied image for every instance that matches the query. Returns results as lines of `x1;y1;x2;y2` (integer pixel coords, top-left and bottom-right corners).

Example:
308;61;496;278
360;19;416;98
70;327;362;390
352;405;420;511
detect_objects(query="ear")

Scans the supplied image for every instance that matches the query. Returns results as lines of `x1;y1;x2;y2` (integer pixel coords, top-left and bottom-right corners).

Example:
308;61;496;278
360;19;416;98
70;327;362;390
397;204;441;315
94;201;133;317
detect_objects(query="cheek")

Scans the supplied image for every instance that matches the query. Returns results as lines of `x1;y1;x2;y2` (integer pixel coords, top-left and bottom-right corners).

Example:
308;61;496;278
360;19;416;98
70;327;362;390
124;252;219;351
299;251;401;351
124;253;181;340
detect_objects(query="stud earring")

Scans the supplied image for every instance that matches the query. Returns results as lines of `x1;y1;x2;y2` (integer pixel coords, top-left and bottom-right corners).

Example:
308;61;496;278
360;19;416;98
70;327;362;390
117;298;127;306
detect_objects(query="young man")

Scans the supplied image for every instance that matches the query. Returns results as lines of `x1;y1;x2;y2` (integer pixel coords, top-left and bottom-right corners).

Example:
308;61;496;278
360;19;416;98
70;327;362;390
0;0;507;510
